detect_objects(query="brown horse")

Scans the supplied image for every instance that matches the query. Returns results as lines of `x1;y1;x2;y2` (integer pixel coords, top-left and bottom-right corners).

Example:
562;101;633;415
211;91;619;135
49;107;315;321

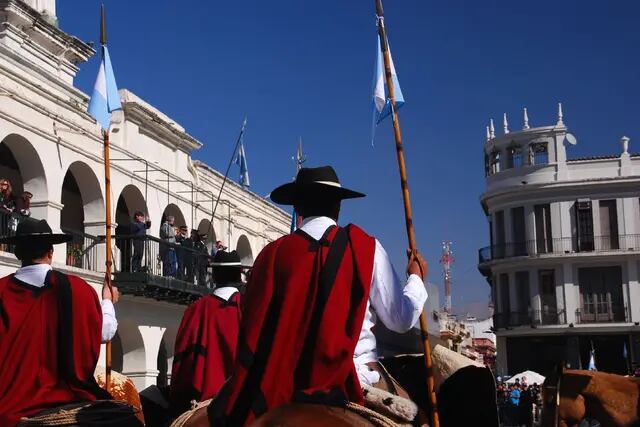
95;368;146;426
543;369;640;427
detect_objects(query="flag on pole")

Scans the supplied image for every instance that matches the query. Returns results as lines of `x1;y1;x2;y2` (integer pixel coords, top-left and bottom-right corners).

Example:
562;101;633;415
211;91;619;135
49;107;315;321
371;35;404;144
588;349;597;371
87;9;121;131
235;142;250;187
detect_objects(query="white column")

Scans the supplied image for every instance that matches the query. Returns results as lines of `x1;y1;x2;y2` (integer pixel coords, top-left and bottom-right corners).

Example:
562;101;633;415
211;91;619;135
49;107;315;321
628;260;640;323
31;200;65;264
524;205;536;255
133;325;166;390
562;264;577;324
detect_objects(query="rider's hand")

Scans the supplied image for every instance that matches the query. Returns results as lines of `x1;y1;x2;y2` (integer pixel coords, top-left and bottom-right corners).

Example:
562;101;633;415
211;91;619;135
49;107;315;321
406;249;427;281
102;284;120;304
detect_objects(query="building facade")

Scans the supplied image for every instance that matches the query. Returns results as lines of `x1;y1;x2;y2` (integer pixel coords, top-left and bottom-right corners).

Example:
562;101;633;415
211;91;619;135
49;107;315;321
0;0;290;390
478;106;640;376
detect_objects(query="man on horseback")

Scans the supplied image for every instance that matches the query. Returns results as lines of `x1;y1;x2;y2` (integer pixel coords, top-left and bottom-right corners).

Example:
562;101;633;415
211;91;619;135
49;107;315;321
170;249;244;414
208;166;427;426
0;219;119;426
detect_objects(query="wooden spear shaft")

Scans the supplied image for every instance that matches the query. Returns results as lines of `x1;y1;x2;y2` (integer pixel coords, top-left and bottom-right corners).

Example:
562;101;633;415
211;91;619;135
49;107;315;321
374;1;440;426
103;128;114;391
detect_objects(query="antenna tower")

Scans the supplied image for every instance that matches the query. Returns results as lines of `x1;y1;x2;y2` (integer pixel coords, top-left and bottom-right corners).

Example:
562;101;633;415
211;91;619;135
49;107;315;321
440;241;454;313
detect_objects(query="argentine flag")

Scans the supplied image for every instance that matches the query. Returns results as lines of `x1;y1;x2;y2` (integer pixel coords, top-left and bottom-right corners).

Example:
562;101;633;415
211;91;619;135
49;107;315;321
588;349;597;371
235;142;250;188
88;46;121;131
371;37;404;144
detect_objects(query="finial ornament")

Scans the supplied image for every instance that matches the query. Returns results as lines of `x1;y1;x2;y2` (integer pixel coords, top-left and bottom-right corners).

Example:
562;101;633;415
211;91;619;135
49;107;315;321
503;113;509;134
621;136;630;154
523;107;530;130
557;102;564;126
489;119;495;139
486;126;490;142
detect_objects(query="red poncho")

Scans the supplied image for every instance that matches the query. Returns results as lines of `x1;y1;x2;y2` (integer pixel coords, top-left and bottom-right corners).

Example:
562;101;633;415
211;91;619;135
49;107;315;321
0;271;109;426
209;224;375;425
170;291;241;412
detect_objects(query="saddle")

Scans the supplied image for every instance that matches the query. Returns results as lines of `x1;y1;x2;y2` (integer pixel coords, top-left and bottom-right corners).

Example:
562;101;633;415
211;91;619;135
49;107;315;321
17;400;143;427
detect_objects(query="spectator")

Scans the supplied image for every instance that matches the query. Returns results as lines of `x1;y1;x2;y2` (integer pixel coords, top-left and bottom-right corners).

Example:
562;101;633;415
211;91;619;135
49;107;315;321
193;233;208;286
0;179;16;237
211;240;226;257
519;384;534;427
175;225;189;280
131;211;151;272
14;191;32;217
182;230;197;283
160;216;177;277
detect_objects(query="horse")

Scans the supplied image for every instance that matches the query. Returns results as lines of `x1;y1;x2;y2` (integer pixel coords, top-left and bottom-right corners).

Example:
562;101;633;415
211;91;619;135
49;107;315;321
95;368;146;425
542;368;640;427
169;348;499;427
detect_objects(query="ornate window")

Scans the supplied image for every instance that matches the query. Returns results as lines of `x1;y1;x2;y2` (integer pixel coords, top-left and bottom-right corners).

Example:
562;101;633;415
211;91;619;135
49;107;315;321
529;142;548;165
490;150;500;174
507;146;523;169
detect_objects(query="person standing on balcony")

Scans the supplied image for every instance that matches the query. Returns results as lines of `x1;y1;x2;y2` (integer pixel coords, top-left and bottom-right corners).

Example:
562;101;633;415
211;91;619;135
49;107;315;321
170;250;243;414
194;233;209;286
0;219;119;425
131;211;151;273
0;179;16;239
175;225;189;280
160;215;177;277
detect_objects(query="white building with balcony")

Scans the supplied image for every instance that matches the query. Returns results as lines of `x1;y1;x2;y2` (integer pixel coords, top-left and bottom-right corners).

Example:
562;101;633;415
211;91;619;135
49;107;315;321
0;0;290;391
478;105;640;376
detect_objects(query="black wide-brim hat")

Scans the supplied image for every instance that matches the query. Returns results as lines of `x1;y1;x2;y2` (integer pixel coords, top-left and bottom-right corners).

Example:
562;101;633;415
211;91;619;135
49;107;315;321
0;219;72;245
212;250;242;267
270;166;365;206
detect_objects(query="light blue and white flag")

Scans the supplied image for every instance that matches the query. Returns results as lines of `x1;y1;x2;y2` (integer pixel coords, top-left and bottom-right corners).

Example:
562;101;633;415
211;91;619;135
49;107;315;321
588;349;597;371
235;141;250;188
88;45;121;130
371;36;404;145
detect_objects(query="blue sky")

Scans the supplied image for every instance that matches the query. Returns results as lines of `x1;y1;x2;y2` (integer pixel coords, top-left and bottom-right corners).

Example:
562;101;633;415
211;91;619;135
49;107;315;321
60;1;640;316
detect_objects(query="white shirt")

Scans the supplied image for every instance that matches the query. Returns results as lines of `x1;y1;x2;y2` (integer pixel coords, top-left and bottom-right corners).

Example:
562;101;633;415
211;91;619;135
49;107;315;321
298;216;428;386
14;264;118;343
213;286;239;301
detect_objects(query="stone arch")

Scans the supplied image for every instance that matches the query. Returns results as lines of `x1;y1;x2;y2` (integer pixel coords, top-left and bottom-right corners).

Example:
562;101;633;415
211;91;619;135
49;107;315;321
160;203;186;230
61;161;104;225
117;318;146;377
197;218;217;252
0;133;47;202
115;185;147;226
236;234;253;266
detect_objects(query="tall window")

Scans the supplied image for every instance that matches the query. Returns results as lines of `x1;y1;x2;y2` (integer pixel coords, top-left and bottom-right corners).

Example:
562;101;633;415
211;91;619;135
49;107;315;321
507;146;523;169
494;211;505;258
529;142;548;165
511;207;526;256
491;151;501;174
500;273;510;316
515;271;531;324
575;199;594;251
599;200;619;250
578;266;624;323
539;270;558;324
534;204;553;254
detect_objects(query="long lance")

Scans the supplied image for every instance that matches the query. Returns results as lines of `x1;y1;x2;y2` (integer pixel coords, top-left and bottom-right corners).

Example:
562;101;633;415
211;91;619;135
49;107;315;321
100;4;115;391
374;1;439;425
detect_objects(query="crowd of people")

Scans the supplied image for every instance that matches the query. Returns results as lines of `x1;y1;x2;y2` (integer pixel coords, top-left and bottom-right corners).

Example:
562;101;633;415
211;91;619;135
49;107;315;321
0;178;32;244
497;378;541;427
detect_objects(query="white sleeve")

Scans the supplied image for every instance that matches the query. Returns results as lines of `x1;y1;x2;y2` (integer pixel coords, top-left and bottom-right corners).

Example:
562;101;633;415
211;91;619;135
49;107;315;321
100;299;118;343
369;239;428;333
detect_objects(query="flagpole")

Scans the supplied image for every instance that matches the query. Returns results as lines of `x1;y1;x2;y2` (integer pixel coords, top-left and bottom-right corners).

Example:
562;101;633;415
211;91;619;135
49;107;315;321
374;1;439;425
100;4;114;392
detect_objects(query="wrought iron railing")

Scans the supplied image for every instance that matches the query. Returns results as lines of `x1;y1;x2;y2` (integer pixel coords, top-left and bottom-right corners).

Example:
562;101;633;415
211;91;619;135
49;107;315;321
575;305;630;324
493;308;567;330
478;234;640;263
62;228;103;271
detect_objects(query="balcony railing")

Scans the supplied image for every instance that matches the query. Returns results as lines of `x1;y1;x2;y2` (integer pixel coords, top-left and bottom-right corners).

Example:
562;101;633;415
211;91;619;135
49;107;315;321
575;305;630;324
62;228;103;271
478;234;640;263
493;308;566;330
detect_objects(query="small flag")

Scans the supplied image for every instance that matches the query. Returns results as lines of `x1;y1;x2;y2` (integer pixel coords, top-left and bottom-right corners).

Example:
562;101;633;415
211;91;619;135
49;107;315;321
235;142;250;187
371;35;404;144
588;349;597;371
290;210;297;234
87;8;121;131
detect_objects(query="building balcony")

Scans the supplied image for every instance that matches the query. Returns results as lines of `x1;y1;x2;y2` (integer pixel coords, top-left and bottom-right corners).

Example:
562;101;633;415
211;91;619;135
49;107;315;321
478;234;640;265
575;305;630;324
493;309;567;330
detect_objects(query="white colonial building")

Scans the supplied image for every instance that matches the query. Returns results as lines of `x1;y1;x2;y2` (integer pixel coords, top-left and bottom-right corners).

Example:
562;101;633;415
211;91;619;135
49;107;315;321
0;0;290;390
478;105;640;376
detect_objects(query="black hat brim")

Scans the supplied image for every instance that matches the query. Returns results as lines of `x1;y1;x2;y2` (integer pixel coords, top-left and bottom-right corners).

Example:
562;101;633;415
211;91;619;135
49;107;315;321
0;233;73;245
270;182;366;206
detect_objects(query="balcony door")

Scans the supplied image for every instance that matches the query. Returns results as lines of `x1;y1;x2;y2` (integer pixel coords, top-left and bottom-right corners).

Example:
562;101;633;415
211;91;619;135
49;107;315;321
578;266;624;322
535;204;552;254
539;270;559;324
576;199;594;251
599;200;619;250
